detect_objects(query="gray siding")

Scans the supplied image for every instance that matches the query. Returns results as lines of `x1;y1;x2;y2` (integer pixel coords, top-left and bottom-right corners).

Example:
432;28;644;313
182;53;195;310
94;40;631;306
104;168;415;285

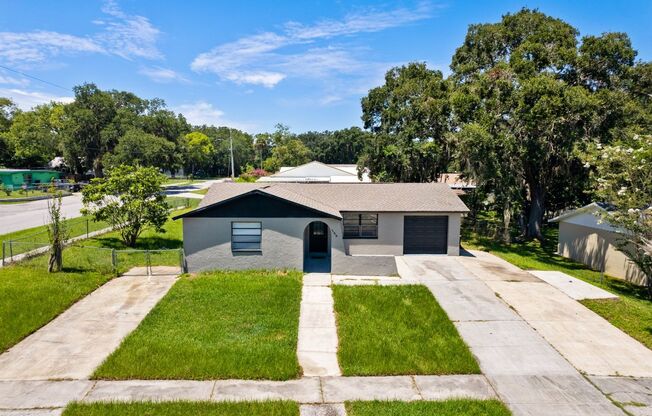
558;221;645;285
343;212;461;256
183;212;462;275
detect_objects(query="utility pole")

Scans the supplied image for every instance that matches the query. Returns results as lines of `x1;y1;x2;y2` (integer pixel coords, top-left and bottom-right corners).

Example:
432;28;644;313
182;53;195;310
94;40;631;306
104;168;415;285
229;129;235;179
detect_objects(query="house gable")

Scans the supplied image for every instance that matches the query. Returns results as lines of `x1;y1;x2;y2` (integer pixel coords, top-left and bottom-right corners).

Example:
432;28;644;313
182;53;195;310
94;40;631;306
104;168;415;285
271;161;356;178
176;191;339;219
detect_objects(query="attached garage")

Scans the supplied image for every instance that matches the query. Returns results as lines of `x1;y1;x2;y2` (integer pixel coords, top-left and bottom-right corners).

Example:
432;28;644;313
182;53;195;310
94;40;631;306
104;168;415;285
403;216;448;254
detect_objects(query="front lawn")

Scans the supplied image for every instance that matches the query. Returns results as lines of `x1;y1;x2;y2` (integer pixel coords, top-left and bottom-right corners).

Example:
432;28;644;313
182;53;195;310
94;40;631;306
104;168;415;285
93;270;303;380
0;189;52;200
333;285;480;376
346;400;511;416
464;227;652;350
0;206;191;353
63;401;298;416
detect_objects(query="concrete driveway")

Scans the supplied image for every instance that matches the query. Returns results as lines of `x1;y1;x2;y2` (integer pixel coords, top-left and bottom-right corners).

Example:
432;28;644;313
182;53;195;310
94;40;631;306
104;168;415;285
0;193;84;235
459;251;652;378
0;267;178;380
398;253;628;416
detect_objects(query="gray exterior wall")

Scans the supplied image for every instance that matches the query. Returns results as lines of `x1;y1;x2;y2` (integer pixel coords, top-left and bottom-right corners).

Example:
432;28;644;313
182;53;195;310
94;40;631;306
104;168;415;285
183;217;337;272
183;212;462;275
558;221;645;285
343;212;461;256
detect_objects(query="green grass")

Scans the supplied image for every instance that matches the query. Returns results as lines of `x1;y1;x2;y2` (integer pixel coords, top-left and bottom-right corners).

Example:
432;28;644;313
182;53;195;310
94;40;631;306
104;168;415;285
0;215;110;257
0;261;112;352
63;401;299;416
191;188;208;195
333;285;480;376
0;189;52;200
346;400;511;416
463;226;652;350
93;270;303;380
0;206;191;353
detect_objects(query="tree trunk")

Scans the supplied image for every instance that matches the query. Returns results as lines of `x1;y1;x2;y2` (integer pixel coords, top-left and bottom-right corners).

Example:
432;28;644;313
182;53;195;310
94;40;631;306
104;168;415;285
502;199;512;244
48;248;62;273
93;157;104;178
527;183;545;241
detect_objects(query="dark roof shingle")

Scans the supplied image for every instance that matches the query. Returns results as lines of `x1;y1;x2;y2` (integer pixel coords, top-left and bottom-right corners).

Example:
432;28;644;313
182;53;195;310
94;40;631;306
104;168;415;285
186;182;468;219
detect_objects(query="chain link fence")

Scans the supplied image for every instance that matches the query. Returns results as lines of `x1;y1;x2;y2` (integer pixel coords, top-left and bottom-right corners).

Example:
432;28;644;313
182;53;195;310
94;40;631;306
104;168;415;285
2;241;185;275
1;197;194;274
1;216;111;261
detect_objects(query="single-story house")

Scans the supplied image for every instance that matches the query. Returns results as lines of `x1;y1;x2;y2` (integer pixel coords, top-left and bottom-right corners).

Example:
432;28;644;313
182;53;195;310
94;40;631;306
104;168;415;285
0;169;61;189
175;182;468;275
257;161;371;183
550;202;645;285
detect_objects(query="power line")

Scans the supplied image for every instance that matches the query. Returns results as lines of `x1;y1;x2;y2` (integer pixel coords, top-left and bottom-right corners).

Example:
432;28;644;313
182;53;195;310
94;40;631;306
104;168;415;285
0;64;71;92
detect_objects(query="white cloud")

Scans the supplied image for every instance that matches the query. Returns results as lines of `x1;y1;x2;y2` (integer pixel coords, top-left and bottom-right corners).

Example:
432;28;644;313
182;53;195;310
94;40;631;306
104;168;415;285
95;0;162;60
173;101;254;131
225;71;286;88
139;66;188;83
0;0;161;66
284;2;433;40
0;31;103;65
0;88;73;110
191;2;438;90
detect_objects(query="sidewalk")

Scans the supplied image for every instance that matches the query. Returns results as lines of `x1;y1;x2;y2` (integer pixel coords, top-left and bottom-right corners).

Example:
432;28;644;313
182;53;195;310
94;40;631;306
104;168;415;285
0;375;497;414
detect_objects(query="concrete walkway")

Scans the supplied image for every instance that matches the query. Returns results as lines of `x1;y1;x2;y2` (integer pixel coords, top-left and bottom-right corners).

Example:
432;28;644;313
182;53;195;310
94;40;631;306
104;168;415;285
0;375;497;413
298;273;341;377
529;270;618;300
399;253;625;416
0;267;178;381
590;376;652;416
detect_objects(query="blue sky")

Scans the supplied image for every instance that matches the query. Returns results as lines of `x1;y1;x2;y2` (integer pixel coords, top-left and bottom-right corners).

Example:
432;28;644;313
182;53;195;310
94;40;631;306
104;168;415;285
0;0;650;133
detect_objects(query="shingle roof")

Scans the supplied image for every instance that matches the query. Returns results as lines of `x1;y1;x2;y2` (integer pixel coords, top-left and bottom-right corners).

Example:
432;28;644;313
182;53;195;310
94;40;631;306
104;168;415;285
179;182;469;219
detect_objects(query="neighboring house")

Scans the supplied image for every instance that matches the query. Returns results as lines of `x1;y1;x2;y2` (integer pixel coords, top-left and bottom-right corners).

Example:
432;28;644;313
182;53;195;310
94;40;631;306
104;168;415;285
550;202;645;285
0;169;61;189
257;161;371;183
175;182;468;275
438;173;476;195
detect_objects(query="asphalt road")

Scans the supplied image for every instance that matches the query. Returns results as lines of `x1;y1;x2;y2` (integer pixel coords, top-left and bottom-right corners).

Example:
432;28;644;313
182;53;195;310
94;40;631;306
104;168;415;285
0;193;85;235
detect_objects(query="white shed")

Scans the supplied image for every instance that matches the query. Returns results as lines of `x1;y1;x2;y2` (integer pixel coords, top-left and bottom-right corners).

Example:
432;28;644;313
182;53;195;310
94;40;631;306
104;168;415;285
550;203;645;285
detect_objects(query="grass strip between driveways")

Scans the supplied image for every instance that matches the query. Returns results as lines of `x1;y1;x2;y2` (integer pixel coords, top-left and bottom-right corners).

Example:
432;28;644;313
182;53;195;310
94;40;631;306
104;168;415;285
333;285;480;376
463;226;652;350
63;401;299;416
346;400;511;416
93;270;303;380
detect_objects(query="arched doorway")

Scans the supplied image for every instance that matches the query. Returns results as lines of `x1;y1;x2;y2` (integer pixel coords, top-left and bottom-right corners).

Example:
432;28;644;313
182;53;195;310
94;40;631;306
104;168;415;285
303;221;331;273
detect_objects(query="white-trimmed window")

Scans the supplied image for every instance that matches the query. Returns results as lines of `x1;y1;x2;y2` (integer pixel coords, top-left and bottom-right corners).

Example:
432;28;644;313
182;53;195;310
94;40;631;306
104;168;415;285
231;222;262;251
343;213;378;239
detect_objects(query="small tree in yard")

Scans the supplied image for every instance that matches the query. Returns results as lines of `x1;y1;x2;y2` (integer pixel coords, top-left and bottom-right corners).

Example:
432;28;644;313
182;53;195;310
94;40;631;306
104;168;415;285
46;191;68;273
592;134;652;297
82;165;169;247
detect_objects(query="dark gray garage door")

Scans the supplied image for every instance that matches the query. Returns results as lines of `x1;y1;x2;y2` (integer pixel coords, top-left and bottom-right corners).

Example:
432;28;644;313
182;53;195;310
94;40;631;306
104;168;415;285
403;216;448;254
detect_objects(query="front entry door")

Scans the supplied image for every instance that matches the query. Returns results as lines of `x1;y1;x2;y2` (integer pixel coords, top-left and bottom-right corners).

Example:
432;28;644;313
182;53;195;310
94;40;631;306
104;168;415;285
309;222;328;254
